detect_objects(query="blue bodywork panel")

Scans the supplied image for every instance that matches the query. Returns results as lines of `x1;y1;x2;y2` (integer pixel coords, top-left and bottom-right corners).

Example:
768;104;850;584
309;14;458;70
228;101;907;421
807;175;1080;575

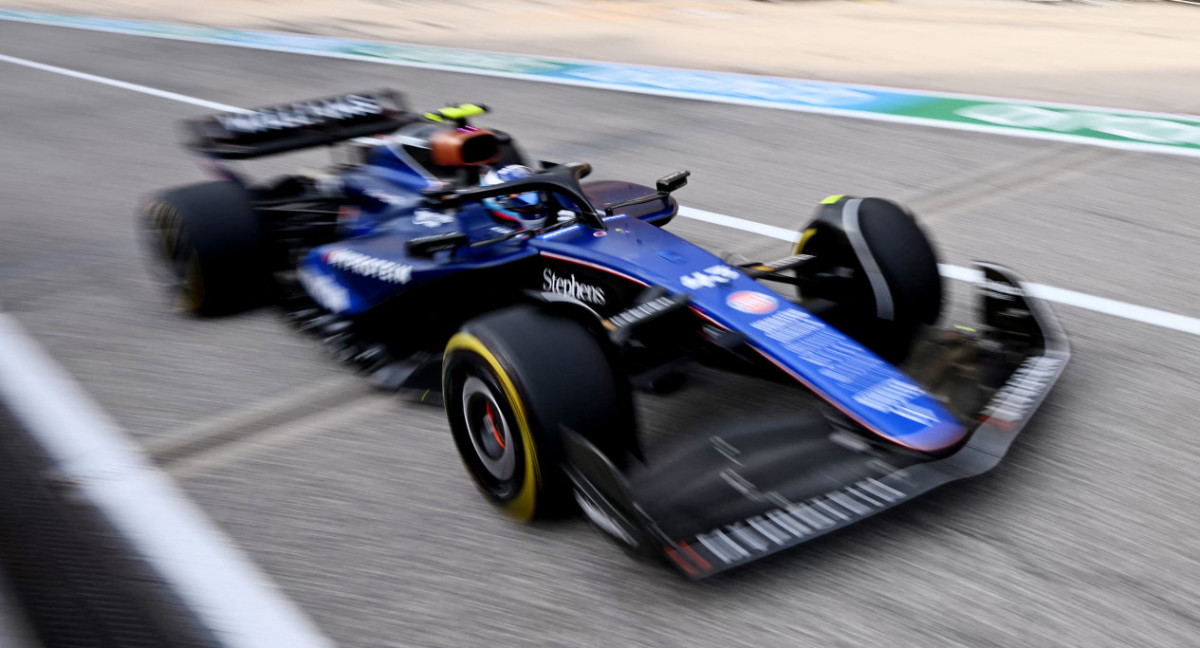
296;140;966;453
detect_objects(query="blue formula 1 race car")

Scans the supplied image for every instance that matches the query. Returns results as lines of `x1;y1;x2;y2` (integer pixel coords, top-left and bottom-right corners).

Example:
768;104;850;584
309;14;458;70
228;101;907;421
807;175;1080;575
142;90;1069;578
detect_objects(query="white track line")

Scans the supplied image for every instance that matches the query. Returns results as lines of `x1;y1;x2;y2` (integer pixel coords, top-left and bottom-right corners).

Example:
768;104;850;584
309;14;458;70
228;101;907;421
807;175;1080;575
4;52;1199;337
0;315;334;648
711;220;1200;336
0;53;244;112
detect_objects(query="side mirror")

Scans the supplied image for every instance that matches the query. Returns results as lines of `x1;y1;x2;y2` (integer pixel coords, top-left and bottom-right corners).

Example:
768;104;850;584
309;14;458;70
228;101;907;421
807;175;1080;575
656;170;690;194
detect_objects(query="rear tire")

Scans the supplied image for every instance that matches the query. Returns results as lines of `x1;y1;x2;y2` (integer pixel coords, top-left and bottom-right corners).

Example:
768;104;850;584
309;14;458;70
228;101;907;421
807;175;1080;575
442;305;636;521
141;181;270;316
794;196;942;361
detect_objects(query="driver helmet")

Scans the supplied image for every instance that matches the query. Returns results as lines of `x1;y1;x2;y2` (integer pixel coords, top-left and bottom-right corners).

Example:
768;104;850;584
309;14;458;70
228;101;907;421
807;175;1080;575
481;164;544;228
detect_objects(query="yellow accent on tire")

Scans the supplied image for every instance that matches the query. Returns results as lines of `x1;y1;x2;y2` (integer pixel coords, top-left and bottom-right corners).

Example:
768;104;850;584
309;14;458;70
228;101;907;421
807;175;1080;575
444;332;541;522
148;201;205;313
819;194;845;205
792;227;817;256
174;251;205;313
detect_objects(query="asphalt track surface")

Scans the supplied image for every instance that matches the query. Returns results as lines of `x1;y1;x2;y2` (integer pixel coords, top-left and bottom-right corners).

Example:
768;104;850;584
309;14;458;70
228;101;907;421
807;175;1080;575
3;20;1200;648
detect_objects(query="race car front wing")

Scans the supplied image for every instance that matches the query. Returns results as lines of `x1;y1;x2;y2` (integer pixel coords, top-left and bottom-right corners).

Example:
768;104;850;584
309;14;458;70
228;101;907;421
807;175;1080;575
564;263;1069;578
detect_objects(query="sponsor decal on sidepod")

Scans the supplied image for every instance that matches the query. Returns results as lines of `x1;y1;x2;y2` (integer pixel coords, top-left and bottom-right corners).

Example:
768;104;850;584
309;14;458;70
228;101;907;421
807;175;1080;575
297;268;350;313
542;269;606;305
324;248;413;284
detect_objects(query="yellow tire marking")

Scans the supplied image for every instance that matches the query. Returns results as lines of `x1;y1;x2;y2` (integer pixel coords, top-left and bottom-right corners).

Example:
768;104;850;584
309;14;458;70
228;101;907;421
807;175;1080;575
148;201;205;313
791;227;817;256
174;250;204;313
444;332;541;522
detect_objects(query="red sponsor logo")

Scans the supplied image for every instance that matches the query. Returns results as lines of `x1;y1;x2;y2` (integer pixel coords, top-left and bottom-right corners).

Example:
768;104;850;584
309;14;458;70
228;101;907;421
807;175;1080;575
727;290;777;314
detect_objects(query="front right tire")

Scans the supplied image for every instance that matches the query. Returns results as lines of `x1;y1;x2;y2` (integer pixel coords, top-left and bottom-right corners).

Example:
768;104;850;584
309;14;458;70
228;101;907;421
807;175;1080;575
793;196;942;361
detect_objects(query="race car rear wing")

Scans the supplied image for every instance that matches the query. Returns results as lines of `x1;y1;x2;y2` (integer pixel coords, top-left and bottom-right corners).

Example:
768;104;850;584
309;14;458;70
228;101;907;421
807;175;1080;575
184;90;415;159
564;263;1070;578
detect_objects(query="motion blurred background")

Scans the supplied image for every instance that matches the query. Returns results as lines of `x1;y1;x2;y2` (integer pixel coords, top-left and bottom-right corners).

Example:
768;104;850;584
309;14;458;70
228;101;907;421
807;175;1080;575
2;1;1198;647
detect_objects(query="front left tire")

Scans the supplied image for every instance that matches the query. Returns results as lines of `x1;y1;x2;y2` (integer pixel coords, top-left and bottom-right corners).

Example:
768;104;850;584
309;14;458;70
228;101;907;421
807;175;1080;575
442;305;636;521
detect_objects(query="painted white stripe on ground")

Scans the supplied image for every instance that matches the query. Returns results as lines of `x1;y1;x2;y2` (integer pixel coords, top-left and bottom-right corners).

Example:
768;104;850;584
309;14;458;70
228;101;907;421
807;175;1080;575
4;52;1198;337
675;206;799;241
0;53;244;112
0;314;333;648
936;265;1200;336
679;207;1200;336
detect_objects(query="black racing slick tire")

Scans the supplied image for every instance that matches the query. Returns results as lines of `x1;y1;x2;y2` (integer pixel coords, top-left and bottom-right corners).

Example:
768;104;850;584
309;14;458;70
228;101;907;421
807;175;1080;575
794;196;942;361
442;305;636;521
141;181;270;316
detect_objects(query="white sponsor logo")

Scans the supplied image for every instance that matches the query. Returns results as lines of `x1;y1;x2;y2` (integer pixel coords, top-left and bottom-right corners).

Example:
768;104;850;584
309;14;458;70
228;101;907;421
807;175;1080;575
412;209;456;228
693;478;905;566
751;309;823;341
215;94;382;134
297;268;350;313
957;104;1200;146
981;355;1066;425
324;248;412;284
608;295;677;329
853;378;940;426
680;264;740;290
575;493;637;548
542;269;606;305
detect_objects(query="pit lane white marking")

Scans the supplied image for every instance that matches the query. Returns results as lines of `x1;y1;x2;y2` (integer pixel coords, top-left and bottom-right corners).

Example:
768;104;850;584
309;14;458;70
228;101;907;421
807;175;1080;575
5;52;1200;337
0;314;334;648
674;205;799;241
677;207;1200;337
0;53;246;112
